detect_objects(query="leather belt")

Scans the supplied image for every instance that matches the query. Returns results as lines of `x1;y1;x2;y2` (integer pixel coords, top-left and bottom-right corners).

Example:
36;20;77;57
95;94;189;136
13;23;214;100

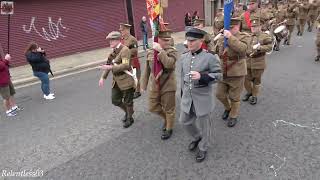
184;82;208;88
113;72;126;76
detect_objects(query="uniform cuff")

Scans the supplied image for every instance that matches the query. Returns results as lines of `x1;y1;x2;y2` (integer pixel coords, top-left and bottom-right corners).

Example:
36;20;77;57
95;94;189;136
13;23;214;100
199;73;215;84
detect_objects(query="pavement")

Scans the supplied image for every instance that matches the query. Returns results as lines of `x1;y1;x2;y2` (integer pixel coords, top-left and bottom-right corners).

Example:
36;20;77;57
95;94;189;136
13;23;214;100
10;27;209;88
0;29;320;180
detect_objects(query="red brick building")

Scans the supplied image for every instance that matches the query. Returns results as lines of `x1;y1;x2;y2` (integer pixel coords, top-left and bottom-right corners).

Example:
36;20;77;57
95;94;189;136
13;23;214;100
0;0;204;66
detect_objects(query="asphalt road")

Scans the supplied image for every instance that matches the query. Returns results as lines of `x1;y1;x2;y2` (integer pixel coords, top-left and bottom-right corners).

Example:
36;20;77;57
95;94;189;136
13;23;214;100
1;30;320;180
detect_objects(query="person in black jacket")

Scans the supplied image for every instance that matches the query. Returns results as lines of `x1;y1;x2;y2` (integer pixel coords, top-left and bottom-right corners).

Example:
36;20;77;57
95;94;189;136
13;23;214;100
25;42;55;100
140;16;149;51
185;12;193;31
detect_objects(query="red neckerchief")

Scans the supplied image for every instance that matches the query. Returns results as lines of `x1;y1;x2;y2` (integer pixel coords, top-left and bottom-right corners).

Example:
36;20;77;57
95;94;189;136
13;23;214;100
244;11;252;29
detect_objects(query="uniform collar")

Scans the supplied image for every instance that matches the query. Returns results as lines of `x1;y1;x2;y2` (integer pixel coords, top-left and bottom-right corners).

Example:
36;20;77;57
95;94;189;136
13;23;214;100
191;48;203;56
122;34;130;40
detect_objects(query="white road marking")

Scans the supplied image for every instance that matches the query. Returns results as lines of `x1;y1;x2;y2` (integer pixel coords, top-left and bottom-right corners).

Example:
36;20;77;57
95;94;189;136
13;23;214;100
273;120;320;131
251;146;286;177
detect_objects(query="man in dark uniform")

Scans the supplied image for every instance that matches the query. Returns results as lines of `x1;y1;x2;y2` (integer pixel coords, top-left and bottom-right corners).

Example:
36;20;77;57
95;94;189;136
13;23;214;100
119;23;142;99
99;31;135;128
180;28;222;162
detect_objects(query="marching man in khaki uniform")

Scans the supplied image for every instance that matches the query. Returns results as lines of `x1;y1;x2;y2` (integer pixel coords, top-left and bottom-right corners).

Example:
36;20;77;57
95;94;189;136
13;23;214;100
297;0;310;36
214;8;224;34
241;0;269;33
99;31;135;128
243;17;273;105
119;23;142;99
307;0;319;32
214;18;251;127
286;1;299;45
141;30;178;140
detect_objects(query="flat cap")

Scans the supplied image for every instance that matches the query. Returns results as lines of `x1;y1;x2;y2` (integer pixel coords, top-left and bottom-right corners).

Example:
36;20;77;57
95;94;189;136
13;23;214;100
186;27;206;41
106;31;121;40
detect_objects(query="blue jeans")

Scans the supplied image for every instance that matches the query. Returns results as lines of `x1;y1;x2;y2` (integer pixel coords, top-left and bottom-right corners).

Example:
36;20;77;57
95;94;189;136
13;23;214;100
143;33;148;50
33;72;50;95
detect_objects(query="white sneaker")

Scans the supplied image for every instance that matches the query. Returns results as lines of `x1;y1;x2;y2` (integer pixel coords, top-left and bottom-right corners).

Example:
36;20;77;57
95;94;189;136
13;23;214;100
44;94;55;100
11;106;24;112
6;111;17;117
49;93;55;96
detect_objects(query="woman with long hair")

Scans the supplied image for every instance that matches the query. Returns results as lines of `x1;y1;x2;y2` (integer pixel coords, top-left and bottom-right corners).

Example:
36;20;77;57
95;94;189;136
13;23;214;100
185;12;192;27
25;42;55;100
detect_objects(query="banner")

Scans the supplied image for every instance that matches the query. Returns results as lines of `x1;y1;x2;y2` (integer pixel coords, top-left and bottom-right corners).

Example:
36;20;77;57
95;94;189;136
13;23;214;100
146;0;163;86
224;0;234;47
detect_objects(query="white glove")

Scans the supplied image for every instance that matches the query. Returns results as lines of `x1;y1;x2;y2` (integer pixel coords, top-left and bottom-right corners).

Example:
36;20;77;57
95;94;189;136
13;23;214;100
253;43;261;50
214;33;223;41
153;42;163;52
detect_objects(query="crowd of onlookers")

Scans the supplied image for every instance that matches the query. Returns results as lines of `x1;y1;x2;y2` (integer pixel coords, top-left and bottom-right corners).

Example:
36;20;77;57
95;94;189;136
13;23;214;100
185;11;200;31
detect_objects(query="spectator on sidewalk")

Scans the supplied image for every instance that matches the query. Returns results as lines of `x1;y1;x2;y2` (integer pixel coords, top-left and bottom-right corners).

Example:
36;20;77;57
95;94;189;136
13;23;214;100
140;16;149;51
192;11;199;25
25;42;55;100
185;12;192;31
0;54;23;117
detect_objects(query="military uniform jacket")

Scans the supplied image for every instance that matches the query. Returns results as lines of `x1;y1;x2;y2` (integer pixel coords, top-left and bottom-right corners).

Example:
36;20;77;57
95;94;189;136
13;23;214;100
122;35;138;58
180;50;222;116
308;2;319;17
246;32;273;70
213;32;250;77
214;15;224;33
141;47;178;94
287;4;299;25
298;3;310;19
266;8;276;20
101;44;135;90
241;9;269;32
275;8;287;24
233;9;245;18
